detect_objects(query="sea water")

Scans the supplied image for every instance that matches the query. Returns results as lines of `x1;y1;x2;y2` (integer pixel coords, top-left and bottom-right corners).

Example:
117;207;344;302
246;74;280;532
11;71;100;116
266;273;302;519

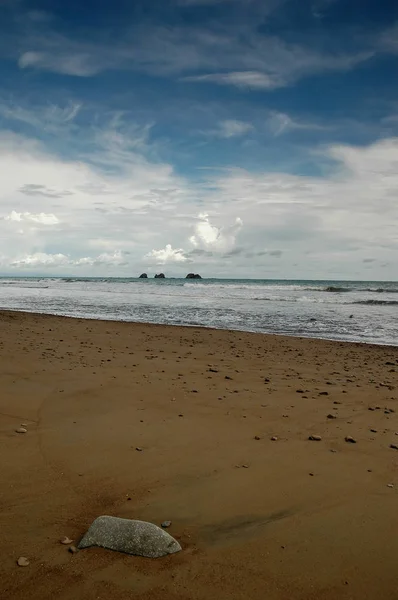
0;277;397;346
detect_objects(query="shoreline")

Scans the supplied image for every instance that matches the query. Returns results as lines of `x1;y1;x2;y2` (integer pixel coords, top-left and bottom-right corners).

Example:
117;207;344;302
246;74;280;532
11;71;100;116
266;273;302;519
1;307;397;349
1;310;398;600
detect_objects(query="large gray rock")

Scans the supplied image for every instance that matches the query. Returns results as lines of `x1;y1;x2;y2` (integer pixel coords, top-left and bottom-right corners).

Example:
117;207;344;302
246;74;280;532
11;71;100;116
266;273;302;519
78;516;182;558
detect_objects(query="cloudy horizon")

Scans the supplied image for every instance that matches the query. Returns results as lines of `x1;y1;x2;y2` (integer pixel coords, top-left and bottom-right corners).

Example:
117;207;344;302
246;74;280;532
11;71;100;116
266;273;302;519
0;0;397;280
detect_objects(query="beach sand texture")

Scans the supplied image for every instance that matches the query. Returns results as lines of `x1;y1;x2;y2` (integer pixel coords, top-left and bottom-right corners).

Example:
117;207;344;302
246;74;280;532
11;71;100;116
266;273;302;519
1;310;398;600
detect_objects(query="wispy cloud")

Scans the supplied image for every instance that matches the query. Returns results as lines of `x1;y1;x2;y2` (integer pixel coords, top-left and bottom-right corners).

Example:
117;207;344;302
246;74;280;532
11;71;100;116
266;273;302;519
267;111;330;136
210;119;253;138
183;71;282;89
18;50;102;76
0;99;81;131
7;13;375;90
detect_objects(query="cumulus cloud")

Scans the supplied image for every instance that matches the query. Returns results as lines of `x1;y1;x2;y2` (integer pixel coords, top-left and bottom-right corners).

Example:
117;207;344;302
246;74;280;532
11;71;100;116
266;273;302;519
4;211;59;225
0;107;398;278
11;250;127;269
11;252;70;268
145;244;188;264
189;213;243;252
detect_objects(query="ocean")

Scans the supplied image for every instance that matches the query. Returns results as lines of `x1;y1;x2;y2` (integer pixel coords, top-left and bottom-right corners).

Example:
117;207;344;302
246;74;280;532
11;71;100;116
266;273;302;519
0;277;397;346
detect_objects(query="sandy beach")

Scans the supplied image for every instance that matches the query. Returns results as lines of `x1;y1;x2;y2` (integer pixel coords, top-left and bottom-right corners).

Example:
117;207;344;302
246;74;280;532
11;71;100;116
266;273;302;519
1;310;398;600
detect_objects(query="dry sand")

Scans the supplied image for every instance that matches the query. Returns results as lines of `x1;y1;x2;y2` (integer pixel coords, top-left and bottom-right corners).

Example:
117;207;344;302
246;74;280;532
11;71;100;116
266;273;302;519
1;310;398;600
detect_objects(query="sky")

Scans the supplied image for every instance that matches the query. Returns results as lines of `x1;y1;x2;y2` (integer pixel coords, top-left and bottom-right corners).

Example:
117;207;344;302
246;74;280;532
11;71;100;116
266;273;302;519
0;0;397;279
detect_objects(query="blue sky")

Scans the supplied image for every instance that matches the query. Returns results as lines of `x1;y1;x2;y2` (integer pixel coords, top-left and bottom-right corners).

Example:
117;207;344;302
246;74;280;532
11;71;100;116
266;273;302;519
0;0;397;278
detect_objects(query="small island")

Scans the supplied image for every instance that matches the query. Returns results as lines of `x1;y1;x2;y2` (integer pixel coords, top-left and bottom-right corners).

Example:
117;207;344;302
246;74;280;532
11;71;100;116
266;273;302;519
138;273;148;278
186;273;202;279
154;273;166;279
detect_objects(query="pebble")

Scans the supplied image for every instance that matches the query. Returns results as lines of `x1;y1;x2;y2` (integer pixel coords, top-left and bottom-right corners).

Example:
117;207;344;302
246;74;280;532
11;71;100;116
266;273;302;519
136;447;143;452
390;444;398;450
345;436;357;443
254;436;261;440
387;484;394;488
68;545;79;554
270;436;278;441
161;521;172;528
319;392;329;396
308;435;322;441
61;536;73;545
17;557;29;567
327;414;337;419
15;427;27;434
370;429;377;433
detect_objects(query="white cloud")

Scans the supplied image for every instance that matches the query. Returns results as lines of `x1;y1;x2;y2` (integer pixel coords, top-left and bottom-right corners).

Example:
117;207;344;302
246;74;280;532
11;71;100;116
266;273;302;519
216;119;253;138
189;213;243;252
18;51;100;77
267;111;329;136
145;244;188;264
11;250;127;269
0;105;397;278
4;211;59;225
0;100;81;133
11;17;374;89
183;71;282;89
11;252;70;268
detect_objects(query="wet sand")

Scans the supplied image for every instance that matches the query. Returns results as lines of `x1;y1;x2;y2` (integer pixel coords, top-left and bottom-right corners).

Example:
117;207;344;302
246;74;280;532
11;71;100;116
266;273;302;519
1;310;398;600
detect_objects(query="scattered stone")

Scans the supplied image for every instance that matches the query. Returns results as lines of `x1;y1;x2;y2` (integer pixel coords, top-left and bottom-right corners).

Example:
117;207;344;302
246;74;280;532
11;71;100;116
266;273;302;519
254;435;261;440
135;447;143;452
161;521;172;528
390;444;398;450
61;536;73;545
370;429;377;433
15;427;27;434
309;472;314;476
345;436;357;444
270;436;278;441
327;414;337;419
387;484;394;488
308;435;322;441
296;389;304;394
208;368;218;373
225;375;232;380
17;557;29;567
78;516;182;558
242;464;249;468
333;401;342;405
368;407;375;411
68;545;79;554
20;423;28;428
330;449;337;453
319;391;329;396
